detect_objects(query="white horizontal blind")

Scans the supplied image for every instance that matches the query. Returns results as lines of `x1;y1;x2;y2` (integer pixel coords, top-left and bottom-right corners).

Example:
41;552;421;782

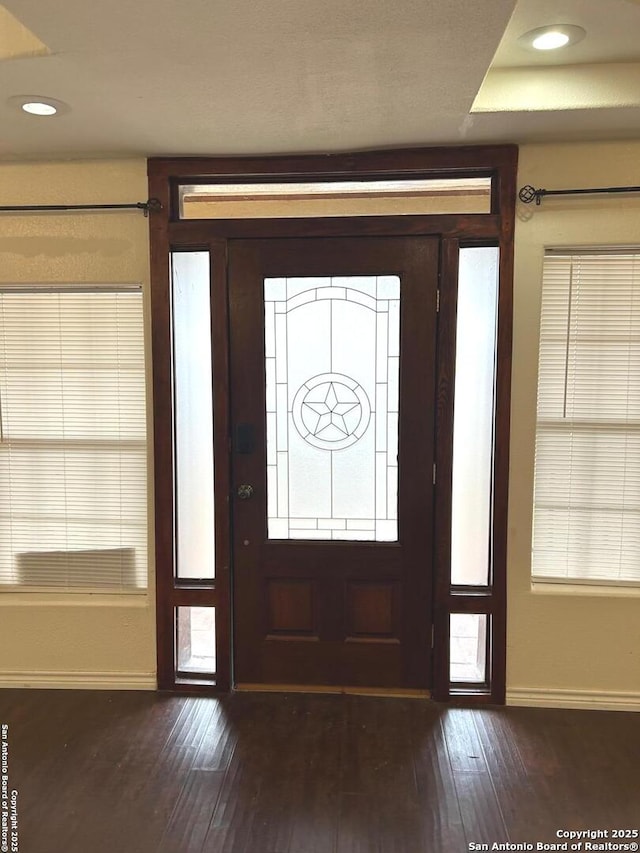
533;252;640;584
0;286;147;591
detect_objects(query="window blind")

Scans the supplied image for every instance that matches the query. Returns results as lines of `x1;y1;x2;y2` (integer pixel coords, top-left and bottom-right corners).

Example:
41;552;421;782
532;252;640;584
0;285;147;591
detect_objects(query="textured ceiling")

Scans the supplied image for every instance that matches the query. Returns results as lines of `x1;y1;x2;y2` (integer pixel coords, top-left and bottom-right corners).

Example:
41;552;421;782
0;0;639;160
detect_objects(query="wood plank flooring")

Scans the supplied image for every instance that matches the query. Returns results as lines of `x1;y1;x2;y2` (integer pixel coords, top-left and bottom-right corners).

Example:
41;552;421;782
0;689;638;853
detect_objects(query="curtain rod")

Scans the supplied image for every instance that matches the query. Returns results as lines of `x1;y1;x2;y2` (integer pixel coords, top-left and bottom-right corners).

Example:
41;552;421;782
0;284;142;293
0;198;162;216
519;184;640;205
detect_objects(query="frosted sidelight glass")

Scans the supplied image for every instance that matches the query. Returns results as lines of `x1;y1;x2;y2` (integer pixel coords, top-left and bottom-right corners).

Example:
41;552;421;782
172;252;215;579
450;613;487;683
264;276;400;541
451;247;499;586
176;607;216;674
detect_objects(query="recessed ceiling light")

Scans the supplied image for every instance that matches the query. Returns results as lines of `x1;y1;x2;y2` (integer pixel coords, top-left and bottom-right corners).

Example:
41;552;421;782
22;101;57;115
532;31;570;50
518;25;586;52
7;95;70;116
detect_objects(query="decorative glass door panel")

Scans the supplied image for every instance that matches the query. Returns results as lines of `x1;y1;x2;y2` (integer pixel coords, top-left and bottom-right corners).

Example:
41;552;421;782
230;237;438;690
264;276;400;541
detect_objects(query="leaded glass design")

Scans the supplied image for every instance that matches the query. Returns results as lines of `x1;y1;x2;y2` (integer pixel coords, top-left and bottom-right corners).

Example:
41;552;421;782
264;276;400;541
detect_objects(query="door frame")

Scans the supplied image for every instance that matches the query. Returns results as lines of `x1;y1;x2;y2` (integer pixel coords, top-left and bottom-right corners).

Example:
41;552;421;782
147;145;517;702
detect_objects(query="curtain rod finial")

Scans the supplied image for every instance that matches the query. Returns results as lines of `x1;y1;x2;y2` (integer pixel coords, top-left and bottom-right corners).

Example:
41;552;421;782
518;184;541;205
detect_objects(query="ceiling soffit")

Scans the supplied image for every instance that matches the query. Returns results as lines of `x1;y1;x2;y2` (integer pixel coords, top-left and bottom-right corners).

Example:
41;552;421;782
473;0;640;115
0;4;49;62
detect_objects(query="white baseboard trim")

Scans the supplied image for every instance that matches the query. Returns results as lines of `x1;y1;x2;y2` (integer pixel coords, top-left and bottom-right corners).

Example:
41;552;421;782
0;670;157;690
507;687;640;712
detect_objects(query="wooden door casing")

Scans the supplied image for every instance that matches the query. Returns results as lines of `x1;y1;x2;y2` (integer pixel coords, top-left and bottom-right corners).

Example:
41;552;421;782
149;145;517;701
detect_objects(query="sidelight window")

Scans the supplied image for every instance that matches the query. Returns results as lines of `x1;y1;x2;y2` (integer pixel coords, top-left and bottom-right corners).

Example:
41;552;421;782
172;252;216;580
451;247;499;586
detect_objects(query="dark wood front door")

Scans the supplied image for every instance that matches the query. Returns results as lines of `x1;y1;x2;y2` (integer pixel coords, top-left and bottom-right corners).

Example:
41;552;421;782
229;236;439;689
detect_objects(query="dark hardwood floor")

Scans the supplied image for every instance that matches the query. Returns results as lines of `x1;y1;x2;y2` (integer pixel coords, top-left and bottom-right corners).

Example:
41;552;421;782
0;689;638;852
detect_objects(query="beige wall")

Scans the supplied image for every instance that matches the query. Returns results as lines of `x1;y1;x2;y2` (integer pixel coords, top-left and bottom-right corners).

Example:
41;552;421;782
2;149;639;705
0;160;156;688
509;141;640;709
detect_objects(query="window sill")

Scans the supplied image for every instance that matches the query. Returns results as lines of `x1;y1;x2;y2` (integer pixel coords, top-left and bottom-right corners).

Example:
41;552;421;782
531;581;640;598
0;589;149;607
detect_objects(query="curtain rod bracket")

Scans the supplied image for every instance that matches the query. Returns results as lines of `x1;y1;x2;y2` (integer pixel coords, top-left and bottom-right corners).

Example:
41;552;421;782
143;198;163;216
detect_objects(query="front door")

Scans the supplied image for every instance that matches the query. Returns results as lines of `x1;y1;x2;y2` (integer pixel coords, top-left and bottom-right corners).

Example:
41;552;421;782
229;236;439;690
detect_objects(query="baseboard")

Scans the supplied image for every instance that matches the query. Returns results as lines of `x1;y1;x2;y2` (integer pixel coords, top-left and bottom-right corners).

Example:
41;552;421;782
0;670;157;690
507;687;640;712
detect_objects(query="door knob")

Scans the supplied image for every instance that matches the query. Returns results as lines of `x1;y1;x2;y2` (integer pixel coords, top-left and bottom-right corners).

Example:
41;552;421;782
237;484;254;500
